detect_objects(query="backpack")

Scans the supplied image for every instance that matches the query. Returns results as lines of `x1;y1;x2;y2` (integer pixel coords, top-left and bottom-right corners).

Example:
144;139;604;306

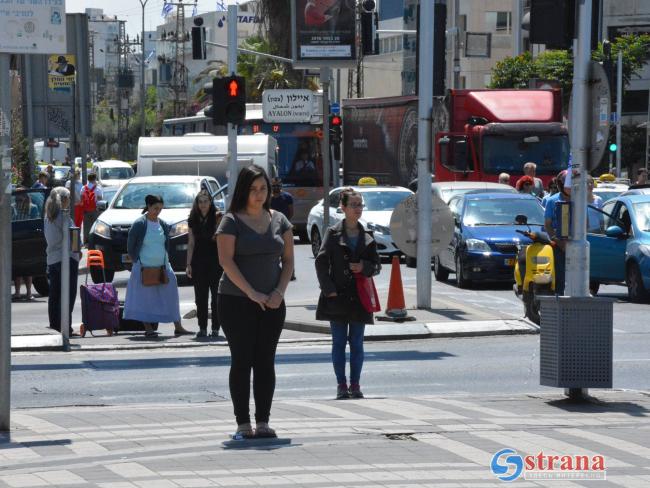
81;185;97;212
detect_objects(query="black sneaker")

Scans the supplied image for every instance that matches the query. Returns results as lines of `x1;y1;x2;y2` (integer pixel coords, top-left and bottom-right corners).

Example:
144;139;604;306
336;384;350;400
210;329;220;338
196;329;207;338
349;384;364;399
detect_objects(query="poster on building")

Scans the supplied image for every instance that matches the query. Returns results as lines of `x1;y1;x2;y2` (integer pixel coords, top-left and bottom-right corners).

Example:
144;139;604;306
291;0;357;68
0;0;66;54
48;54;76;93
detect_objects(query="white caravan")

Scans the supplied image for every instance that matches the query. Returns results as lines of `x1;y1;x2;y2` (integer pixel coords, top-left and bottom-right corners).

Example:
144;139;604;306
136;134;278;185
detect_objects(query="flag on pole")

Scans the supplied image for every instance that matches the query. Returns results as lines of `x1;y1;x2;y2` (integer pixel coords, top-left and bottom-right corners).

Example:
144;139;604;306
216;1;226;11
162;1;173;18
192;3;198;16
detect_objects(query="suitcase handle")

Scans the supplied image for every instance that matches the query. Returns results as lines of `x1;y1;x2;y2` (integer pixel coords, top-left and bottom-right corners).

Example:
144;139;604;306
86;250;107;284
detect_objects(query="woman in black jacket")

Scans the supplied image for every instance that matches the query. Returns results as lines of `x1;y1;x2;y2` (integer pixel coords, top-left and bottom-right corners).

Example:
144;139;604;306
315;188;381;399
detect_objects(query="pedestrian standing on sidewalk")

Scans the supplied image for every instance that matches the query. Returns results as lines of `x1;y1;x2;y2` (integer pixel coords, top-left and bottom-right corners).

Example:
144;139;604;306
315;188;381;400
186;190;223;338
65;168;83;228
217;165;294;439
44;187;80;333
124;194;192;338
80;172;103;244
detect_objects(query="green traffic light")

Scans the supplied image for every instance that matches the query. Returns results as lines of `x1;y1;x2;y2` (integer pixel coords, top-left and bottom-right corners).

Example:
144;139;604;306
609;143;617;152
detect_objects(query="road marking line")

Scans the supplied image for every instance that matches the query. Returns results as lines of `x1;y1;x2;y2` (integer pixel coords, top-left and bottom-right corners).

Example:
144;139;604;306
555;428;650;460
359;398;466;420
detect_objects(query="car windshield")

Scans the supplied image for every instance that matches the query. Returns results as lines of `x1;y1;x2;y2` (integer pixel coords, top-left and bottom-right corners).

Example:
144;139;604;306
440;187;515;203
53;168;68;178
482;135;570;175
594;190;623;202
103;188;119;205
633;202;650;231
463;198;545;226
101;167;134;180
362;191;412;211
112;183;196;209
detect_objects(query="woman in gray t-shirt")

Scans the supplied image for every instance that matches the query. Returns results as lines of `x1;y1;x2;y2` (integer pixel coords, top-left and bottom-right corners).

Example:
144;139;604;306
216;165;294;440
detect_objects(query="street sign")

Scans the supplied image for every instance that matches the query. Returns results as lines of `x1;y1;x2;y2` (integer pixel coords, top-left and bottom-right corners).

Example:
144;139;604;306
331;102;340;114
0;0;67;54
45;138;59;148
262;89;315;123
568;61;611;170
390;194;454;258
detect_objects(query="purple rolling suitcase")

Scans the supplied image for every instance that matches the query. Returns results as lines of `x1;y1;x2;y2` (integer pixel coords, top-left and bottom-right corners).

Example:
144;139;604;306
79;254;120;337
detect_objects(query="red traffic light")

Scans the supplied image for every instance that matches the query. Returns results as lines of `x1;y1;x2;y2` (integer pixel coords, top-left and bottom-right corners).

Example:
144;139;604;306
228;79;239;97
331;115;342;126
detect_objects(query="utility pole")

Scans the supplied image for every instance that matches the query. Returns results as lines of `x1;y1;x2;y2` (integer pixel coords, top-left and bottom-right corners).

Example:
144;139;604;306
452;0;461;89
416;1;434;309
322;68;331;231
139;0;149;138
0;53;12;431
226;4;238;209
616;49;622;177
512;0;523;57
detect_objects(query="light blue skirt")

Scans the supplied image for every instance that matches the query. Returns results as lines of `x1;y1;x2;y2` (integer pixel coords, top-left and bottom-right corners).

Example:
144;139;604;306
123;262;181;323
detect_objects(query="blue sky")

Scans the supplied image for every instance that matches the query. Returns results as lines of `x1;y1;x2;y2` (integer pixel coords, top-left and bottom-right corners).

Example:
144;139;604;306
66;0;238;37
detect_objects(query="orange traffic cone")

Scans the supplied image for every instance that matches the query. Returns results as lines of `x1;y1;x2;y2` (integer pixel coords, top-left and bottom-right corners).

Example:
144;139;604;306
377;256;415;322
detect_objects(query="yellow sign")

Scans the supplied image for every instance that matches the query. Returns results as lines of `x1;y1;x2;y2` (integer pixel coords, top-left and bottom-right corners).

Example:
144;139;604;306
48;55;76;93
358;176;377;186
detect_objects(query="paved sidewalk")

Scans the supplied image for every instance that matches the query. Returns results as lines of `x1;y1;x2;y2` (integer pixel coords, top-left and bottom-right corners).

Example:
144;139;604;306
1;390;649;487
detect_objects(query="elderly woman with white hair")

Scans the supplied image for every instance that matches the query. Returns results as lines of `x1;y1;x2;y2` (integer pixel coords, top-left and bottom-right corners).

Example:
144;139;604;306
44;186;80;334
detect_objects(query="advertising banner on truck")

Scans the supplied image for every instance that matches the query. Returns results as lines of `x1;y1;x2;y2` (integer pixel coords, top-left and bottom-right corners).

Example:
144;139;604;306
291;0;357;68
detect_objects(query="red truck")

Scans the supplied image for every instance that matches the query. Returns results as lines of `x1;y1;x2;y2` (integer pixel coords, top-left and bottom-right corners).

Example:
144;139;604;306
342;89;569;188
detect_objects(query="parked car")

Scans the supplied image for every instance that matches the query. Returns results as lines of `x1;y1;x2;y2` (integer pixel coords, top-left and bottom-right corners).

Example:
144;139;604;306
91;160;135;187
306;185;413;258
11;187;50;296
588;194;650;301
620;184;650;197
435;193;545;287
430;181;517;203
87;175;226;284
38;164;70;187
593;181;629;203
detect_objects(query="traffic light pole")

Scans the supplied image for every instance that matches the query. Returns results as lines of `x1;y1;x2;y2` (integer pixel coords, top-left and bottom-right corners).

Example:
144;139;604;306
226;4;238;209
616;50;622;178
321;68;331;231
0;53;12;431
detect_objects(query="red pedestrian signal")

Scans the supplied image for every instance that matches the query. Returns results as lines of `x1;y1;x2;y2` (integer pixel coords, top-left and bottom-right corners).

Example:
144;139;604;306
331;115;342;127
204;75;246;126
228;79;239;97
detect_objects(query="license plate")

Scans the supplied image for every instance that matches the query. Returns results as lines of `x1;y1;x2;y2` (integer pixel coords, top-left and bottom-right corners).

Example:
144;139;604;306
121;254;132;264
505;258;515;266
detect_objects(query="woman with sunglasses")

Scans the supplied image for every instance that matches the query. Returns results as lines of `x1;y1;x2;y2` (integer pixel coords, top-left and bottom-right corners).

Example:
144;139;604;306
315;188;381;400
186;190;223;338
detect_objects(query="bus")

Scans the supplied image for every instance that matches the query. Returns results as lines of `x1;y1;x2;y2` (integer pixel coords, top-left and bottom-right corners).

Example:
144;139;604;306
162;103;325;241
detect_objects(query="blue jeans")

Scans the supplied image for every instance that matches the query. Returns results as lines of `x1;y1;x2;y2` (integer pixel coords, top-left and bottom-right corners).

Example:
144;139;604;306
330;321;365;385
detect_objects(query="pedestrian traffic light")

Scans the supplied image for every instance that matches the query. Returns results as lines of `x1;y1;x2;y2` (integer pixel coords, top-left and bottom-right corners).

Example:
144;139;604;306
329;114;342;145
360;1;378;56
203;75;246;126
191;18;206;60
609;141;617;153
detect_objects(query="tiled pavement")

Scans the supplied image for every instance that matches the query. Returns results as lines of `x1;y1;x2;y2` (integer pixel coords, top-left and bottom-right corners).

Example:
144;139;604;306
1;390;649;487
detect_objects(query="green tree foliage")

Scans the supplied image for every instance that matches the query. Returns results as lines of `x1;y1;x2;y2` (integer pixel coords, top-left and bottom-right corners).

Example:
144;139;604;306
489;51;535;88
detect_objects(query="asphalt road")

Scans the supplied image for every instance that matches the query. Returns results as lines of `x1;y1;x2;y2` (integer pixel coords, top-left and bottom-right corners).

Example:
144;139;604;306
10;243;650;409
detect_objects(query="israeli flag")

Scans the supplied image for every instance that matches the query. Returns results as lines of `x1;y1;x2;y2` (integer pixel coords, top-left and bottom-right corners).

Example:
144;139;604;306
192;3;198;16
162;2;173;18
216;1;226;11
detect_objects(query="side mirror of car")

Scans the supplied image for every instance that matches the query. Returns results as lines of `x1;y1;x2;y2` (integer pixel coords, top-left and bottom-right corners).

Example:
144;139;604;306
605;225;625;238
97;200;107;212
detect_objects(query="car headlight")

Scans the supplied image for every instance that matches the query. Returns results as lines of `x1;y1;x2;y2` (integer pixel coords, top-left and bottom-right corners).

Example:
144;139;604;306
639;244;650;257
169;220;189;238
465;238;491;252
367;222;390;235
93;220;111;239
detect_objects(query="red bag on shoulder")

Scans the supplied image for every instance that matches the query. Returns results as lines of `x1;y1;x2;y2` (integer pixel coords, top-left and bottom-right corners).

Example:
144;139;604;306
354;273;381;313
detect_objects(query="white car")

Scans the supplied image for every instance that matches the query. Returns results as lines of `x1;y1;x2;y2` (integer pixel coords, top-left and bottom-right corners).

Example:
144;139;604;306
593;182;629;203
92;160;135;188
307;185;413;257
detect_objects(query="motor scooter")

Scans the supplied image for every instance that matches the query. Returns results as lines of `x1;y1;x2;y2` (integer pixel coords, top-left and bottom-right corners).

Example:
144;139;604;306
513;216;556;325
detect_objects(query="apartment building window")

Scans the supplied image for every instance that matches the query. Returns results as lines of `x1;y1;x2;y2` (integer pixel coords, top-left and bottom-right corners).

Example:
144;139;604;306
485;11;511;34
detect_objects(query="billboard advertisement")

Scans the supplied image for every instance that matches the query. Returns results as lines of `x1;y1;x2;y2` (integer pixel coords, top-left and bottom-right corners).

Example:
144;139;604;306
291;0;357;68
48;54;76;94
0;0;66;54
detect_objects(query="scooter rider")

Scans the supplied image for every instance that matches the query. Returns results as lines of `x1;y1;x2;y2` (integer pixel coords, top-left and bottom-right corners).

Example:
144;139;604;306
543;170;570;295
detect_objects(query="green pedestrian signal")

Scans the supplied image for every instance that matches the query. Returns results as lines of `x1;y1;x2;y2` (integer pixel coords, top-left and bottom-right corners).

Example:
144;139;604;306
609;142;617;152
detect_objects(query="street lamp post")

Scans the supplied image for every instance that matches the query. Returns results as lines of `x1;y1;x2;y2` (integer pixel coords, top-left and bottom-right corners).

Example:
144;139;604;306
139;0;149;138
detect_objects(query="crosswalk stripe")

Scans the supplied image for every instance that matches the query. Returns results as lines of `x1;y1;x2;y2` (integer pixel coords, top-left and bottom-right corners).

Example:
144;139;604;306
422;397;517;417
359;398;466;420
280;400;374;420
556;428;650;461
415;433;494;465
471;430;630;468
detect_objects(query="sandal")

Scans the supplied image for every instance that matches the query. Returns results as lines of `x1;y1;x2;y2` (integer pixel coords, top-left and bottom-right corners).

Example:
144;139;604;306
145;330;159;338
255;422;277;438
232;423;255;440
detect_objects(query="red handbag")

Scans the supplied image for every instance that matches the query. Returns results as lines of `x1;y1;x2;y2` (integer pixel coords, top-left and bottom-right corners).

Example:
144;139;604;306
354;273;381;313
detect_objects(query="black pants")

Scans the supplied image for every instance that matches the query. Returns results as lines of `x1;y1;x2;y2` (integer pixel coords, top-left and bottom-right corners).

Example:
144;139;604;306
218;294;285;425
193;268;222;331
47;258;79;331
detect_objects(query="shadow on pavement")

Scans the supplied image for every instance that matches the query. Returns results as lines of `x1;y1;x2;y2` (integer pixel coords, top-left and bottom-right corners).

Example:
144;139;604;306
546;397;650;417
12;350;456;372
222;437;294;451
